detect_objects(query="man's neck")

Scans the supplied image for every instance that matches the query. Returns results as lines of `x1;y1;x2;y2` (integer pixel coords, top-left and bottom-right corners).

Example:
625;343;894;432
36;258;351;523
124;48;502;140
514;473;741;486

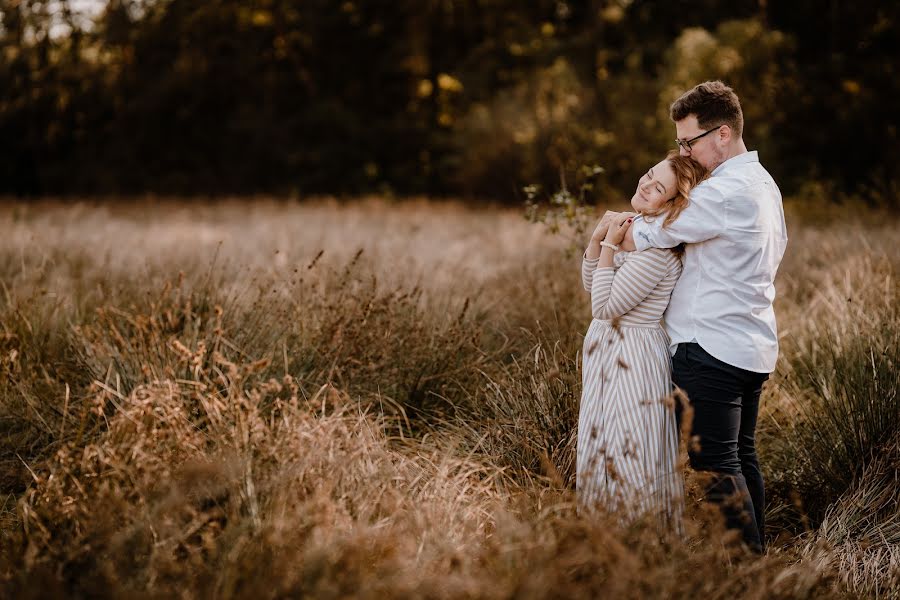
711;139;749;172
725;139;749;162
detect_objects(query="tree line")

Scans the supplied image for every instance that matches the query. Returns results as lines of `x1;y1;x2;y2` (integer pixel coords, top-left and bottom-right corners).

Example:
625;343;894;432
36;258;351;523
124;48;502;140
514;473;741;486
1;0;897;203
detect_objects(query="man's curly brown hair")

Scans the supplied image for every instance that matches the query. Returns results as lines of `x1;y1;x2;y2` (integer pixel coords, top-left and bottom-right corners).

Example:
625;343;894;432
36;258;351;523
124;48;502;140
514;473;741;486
670;80;743;138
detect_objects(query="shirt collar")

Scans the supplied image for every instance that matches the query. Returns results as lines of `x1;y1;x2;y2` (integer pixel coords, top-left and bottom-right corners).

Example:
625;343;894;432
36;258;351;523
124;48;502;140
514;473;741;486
711;150;758;176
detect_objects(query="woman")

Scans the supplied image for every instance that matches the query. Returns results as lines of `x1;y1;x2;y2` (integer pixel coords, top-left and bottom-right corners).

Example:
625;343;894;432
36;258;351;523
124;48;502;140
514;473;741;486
577;150;707;529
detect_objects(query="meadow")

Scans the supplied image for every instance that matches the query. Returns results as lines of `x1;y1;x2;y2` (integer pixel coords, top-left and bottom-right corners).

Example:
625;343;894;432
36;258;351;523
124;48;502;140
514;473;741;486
0;197;897;598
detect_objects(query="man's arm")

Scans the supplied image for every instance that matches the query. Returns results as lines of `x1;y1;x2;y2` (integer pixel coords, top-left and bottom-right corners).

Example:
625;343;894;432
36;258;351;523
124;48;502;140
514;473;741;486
627;183;726;251
621;225;638;252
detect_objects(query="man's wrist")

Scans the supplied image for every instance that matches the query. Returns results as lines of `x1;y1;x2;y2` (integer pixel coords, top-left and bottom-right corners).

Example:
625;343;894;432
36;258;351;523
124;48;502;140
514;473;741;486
618;213;646;251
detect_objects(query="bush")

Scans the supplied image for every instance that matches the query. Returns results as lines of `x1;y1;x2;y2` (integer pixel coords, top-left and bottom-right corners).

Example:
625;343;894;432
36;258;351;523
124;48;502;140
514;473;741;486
761;232;900;535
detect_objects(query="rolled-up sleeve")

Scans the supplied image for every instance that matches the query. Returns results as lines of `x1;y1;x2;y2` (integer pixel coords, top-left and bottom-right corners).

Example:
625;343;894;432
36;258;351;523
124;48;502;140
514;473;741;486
631;181;726;251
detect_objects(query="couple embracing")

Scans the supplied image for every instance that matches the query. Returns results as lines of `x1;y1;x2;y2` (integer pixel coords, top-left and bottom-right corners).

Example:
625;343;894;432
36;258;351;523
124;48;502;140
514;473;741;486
576;81;788;554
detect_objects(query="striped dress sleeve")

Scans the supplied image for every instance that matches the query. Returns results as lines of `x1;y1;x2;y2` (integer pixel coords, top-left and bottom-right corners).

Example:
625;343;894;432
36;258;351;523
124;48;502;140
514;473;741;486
588;249;671;320
581;252;599;292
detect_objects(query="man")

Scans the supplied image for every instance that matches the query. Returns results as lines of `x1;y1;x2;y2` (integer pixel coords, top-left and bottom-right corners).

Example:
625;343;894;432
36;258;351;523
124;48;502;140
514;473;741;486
619;80;788;552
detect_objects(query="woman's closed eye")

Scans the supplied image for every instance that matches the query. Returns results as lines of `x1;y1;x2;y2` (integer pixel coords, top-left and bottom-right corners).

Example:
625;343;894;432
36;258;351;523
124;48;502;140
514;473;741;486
643;173;664;195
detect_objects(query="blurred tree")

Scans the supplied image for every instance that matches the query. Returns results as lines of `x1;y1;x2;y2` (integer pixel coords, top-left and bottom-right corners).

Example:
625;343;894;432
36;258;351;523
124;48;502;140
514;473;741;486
0;0;896;202
657;19;792;180
766;1;900;200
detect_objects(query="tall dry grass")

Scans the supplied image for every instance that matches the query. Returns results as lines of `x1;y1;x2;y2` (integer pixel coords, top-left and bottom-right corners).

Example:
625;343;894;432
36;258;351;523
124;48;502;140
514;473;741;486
0;197;897;598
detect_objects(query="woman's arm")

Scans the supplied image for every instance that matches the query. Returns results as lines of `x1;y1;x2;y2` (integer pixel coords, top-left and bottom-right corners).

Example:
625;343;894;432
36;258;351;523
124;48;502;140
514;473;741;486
582;251;600;292
582;211;620;291
581;238;616;292
590;249;671;320
588;215;666;320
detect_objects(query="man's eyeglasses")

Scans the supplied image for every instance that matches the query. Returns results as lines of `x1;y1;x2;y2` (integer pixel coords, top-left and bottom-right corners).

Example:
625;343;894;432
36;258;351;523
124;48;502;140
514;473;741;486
675;124;723;152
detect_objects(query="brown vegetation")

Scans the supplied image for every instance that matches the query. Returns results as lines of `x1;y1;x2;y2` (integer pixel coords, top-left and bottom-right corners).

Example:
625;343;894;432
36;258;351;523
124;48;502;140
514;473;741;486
0;198;897;598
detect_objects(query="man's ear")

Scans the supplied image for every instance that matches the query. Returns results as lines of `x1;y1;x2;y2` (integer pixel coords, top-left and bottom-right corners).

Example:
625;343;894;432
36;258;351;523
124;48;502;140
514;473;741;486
718;124;732;145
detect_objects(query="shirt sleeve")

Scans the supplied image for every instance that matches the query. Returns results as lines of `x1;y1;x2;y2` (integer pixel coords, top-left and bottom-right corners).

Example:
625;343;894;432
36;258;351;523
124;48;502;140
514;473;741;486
581;252;600;292
631;181;726;251
590;250;670;320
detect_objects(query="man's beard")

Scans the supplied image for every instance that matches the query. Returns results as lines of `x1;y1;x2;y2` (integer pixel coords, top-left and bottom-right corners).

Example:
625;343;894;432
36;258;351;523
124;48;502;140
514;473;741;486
709;146;729;171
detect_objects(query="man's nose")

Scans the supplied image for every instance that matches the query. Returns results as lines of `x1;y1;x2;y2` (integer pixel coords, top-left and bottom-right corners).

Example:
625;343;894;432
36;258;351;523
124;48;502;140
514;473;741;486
679;146;691;157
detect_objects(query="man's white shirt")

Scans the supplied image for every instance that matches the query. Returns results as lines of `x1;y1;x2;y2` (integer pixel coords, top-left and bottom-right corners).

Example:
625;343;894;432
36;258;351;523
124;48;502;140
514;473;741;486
630;150;787;373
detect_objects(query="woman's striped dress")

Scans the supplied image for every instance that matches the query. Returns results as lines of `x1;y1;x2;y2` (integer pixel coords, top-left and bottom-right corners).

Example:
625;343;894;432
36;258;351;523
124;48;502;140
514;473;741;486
577;247;684;530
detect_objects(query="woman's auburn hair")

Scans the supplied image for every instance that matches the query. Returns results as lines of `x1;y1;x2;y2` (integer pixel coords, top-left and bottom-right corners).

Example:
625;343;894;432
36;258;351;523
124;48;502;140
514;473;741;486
641;150;708;229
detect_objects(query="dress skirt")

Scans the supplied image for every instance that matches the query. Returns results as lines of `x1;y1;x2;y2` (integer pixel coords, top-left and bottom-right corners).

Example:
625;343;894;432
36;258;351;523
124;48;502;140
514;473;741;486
576;319;683;530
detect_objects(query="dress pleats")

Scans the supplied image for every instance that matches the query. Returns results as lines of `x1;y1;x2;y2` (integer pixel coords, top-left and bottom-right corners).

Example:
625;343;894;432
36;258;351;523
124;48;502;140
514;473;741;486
577;248;684;531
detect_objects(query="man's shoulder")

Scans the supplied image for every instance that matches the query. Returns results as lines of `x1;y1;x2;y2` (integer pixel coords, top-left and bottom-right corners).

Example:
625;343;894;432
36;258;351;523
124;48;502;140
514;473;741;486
695;162;779;203
723;156;779;191
688;177;728;204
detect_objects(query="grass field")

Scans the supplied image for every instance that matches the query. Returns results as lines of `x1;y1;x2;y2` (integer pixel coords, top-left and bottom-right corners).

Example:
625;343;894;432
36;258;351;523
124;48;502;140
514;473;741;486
1;197;898;598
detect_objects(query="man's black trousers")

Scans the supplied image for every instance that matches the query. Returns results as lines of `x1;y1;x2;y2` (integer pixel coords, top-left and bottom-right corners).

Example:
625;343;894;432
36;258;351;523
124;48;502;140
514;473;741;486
672;342;769;553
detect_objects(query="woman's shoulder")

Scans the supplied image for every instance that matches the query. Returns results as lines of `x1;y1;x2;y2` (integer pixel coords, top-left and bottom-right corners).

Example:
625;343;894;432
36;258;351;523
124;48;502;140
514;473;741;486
623;247;682;269
627;246;680;260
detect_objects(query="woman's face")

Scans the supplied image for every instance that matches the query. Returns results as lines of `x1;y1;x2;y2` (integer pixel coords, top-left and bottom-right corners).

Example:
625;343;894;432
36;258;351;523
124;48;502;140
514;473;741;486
630;159;677;213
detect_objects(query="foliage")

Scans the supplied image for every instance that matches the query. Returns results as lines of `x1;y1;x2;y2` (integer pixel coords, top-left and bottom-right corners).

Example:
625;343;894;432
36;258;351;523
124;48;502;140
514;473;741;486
657;19;792;169
761;242;900;533
1;199;898;596
0;2;898;201
522;162;606;258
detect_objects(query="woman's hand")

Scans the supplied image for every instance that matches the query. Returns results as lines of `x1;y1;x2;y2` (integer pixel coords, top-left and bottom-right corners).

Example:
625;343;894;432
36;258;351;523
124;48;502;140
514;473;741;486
590;212;615;242
604;213;634;246
590;210;619;242
586;210;636;259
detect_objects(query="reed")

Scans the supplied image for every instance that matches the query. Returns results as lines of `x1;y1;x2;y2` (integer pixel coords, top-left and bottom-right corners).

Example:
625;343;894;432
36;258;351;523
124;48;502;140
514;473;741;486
1;197;896;597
